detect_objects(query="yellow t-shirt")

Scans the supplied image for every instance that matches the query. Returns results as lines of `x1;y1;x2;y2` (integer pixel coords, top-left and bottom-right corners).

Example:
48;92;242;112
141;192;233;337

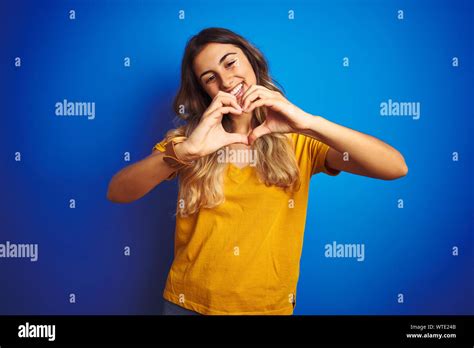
152;132;340;315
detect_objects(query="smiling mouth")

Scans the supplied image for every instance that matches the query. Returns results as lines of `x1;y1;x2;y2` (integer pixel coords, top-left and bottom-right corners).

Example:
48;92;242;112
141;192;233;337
230;82;245;105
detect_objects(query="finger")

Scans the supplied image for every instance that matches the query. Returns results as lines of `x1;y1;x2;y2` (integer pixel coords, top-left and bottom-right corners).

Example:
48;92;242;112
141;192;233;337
209;94;237;110
211;106;242;119
240;84;257;106
245;98;278;113
240;84;268;101
219;106;243;115
248;122;272;145
206;91;234;112
212;99;242;117
242;91;262;112
225;97;243;112
242;88;274;111
206;94;241;117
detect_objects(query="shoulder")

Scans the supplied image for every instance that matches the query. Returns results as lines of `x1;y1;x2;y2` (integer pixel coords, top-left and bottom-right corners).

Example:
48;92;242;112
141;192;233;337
287;132;339;176
287;132;323;156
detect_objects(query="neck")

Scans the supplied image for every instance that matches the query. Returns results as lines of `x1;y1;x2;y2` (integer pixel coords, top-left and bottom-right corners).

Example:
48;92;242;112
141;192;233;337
230;111;254;136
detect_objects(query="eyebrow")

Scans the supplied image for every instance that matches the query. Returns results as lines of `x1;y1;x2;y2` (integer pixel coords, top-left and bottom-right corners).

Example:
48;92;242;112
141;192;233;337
199;52;237;81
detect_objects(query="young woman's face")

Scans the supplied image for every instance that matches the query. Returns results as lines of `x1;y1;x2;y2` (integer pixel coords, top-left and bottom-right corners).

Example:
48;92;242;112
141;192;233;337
193;43;257;105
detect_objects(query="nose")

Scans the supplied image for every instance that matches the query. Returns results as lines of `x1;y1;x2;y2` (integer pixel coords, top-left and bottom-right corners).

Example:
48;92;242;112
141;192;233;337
222;81;235;92
221;73;235;92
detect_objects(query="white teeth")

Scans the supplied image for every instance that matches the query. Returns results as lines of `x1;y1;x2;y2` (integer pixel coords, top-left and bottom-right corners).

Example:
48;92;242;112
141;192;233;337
230;83;243;96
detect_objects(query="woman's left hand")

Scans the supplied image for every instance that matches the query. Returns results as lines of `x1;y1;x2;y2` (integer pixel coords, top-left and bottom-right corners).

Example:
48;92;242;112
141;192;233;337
241;84;310;145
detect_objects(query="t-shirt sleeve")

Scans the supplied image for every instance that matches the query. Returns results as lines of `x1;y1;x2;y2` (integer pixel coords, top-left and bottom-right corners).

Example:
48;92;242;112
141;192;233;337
152;138;178;181
308;136;341;176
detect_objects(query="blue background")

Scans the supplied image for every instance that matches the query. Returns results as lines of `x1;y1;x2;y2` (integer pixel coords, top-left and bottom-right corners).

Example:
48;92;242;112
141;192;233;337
0;0;472;315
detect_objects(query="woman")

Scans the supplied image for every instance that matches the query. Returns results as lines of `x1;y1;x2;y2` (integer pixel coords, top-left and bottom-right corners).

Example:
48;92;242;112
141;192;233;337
107;27;408;315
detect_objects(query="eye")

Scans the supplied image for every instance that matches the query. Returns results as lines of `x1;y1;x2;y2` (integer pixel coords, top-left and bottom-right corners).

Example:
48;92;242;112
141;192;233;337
205;75;216;84
204;60;237;84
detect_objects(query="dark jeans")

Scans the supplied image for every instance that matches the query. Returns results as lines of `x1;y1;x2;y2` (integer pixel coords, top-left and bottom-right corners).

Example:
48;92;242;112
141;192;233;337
162;299;200;315
162;299;294;315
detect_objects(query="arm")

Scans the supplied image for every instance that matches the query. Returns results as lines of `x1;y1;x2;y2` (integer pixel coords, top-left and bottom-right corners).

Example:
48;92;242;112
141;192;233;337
240;85;408;180
106;142;197;203
300;115;408;180
107;91;250;204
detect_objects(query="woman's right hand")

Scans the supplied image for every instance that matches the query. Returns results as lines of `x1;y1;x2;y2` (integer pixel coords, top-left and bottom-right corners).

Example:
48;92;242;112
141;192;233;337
175;91;249;161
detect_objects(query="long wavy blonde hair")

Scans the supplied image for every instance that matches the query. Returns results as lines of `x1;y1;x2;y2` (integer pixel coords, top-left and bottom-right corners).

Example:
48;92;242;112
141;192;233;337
164;27;301;217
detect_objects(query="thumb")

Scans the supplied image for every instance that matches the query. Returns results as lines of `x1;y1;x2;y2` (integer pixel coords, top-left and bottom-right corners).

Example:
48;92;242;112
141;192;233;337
248;122;271;145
